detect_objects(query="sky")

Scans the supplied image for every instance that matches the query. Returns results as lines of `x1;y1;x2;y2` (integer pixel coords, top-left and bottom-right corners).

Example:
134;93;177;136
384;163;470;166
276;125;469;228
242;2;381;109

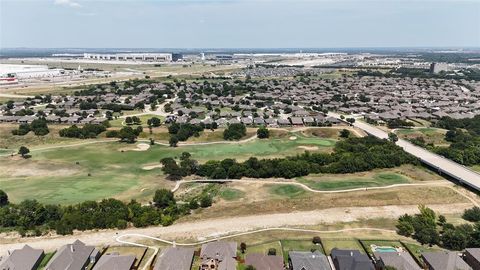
0;0;479;48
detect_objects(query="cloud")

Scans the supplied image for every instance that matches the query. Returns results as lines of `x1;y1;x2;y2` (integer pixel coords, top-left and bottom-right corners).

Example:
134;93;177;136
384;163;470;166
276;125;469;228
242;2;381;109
54;0;81;8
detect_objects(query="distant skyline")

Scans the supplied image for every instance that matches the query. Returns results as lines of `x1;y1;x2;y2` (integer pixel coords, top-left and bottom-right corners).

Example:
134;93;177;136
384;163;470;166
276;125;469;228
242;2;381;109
1;0;479;49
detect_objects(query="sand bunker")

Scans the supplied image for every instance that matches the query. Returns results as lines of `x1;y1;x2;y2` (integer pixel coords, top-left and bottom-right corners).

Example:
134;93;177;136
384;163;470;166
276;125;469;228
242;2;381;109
120;143;150;152
298;145;319;151
289;136;297;140
142;164;163;170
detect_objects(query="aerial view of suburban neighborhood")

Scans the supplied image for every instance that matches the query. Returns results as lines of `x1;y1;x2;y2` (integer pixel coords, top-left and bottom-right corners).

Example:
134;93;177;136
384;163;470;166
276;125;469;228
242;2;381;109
1;0;480;270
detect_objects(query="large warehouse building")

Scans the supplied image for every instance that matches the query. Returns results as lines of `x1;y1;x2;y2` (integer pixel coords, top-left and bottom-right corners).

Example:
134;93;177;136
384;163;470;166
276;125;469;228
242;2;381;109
83;53;172;62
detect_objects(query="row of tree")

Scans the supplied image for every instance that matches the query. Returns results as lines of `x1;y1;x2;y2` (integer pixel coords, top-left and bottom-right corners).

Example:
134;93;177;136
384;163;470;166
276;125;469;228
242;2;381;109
59;123;108;139
160;136;417;180
0;188;211;236
396;205;480;250
12;118;49;136
433;126;480;166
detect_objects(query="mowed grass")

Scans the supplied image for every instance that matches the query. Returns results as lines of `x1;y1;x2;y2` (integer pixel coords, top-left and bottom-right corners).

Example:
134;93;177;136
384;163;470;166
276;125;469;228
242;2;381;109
297;172;410;191
219;188;245;201
269;185;306;198
322;239;365;255
1;135;335;204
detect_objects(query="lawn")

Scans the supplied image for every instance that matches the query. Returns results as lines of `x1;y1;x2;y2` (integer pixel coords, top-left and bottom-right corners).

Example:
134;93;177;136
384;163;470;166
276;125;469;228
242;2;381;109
268;184;306;198
0;135;335;204
280;239;324;264
37;252;56;270
321;239;365;255
219;188;245;201
402;242;442;263
297;172;410;191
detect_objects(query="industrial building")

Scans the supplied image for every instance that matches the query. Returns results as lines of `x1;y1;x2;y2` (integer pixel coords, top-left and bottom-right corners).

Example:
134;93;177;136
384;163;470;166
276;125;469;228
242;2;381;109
430;62;449;74
83;53;172;62
0;64;65;80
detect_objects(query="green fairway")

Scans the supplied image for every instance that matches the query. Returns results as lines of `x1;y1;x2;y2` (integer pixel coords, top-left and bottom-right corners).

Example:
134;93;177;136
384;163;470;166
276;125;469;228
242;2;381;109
297;173;410;191
0;135;335;204
269;184;306;198
219;188;245;201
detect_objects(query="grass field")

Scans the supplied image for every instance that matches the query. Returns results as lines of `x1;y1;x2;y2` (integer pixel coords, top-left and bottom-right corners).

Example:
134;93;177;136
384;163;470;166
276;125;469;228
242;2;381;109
269;185;306;198
396;127;448;146
0;134;336;204
322;239;364;255
297;172;410;191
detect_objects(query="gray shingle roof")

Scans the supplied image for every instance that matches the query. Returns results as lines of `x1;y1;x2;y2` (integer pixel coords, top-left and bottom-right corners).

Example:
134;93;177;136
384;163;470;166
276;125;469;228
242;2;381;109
153;247;194;270
92;254;135;270
289;251;330;270
374;252;421;270
0;245;44;270
45;240;95;270
422;251;472;270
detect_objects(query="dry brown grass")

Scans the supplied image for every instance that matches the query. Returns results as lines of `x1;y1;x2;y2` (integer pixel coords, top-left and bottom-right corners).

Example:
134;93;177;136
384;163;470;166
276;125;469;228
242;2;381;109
180;185;468;221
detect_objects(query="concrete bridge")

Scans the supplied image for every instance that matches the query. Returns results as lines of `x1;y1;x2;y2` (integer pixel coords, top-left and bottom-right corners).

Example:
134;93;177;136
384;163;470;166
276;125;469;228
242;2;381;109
328;112;480;192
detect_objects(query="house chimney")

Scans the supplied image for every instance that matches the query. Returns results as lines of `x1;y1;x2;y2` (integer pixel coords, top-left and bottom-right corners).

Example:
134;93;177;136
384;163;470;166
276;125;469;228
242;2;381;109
350;251;353;257
70;245;74;253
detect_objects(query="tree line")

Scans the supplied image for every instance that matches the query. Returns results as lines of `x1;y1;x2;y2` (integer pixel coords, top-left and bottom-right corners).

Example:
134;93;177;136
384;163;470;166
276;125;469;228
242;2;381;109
396;205;480;250
433;116;480;166
59;123;108;139
12;118;49;136
160;136;417;180
0;188;211;237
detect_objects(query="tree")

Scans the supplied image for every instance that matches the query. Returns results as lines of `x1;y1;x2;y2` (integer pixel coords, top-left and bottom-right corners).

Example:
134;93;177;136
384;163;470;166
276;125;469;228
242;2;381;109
169;135;179;147
256;126;270;139
0;190;8;206
125;116;133;125
312;236;321;244
463;206;480;222
200;195;212;208
119;127;137;143
245;266;256;270
161;157;183;180
339;129;350;138
18;146;30;158
240;242;247;253
346;118;355;125
147;117;161;127
223;123;247;140
153;189;176;208
267;248;276;256
388;132;398;143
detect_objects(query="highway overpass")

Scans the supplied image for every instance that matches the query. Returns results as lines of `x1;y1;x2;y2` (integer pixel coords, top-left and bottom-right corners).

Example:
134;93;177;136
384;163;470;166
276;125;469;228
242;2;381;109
328;112;480;192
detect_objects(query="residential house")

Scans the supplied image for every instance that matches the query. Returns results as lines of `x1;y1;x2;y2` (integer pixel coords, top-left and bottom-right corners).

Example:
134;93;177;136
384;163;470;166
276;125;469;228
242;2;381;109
330;249;374;270
464;248;480;270
288;251;330;270
0;245;44;270
45;240;99;270
153;247;195;270
200;241;237;270
421;251;471;270
374;251;421;270
92;253;135;270
245;253;283;270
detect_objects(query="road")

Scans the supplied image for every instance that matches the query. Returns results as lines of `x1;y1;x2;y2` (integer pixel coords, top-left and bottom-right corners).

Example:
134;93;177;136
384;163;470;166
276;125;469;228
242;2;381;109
328;112;480;191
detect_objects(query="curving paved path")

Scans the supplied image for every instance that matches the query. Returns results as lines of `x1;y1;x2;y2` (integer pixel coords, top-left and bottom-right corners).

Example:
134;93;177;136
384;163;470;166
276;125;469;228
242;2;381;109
116;227;396;247
172;179;479;206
